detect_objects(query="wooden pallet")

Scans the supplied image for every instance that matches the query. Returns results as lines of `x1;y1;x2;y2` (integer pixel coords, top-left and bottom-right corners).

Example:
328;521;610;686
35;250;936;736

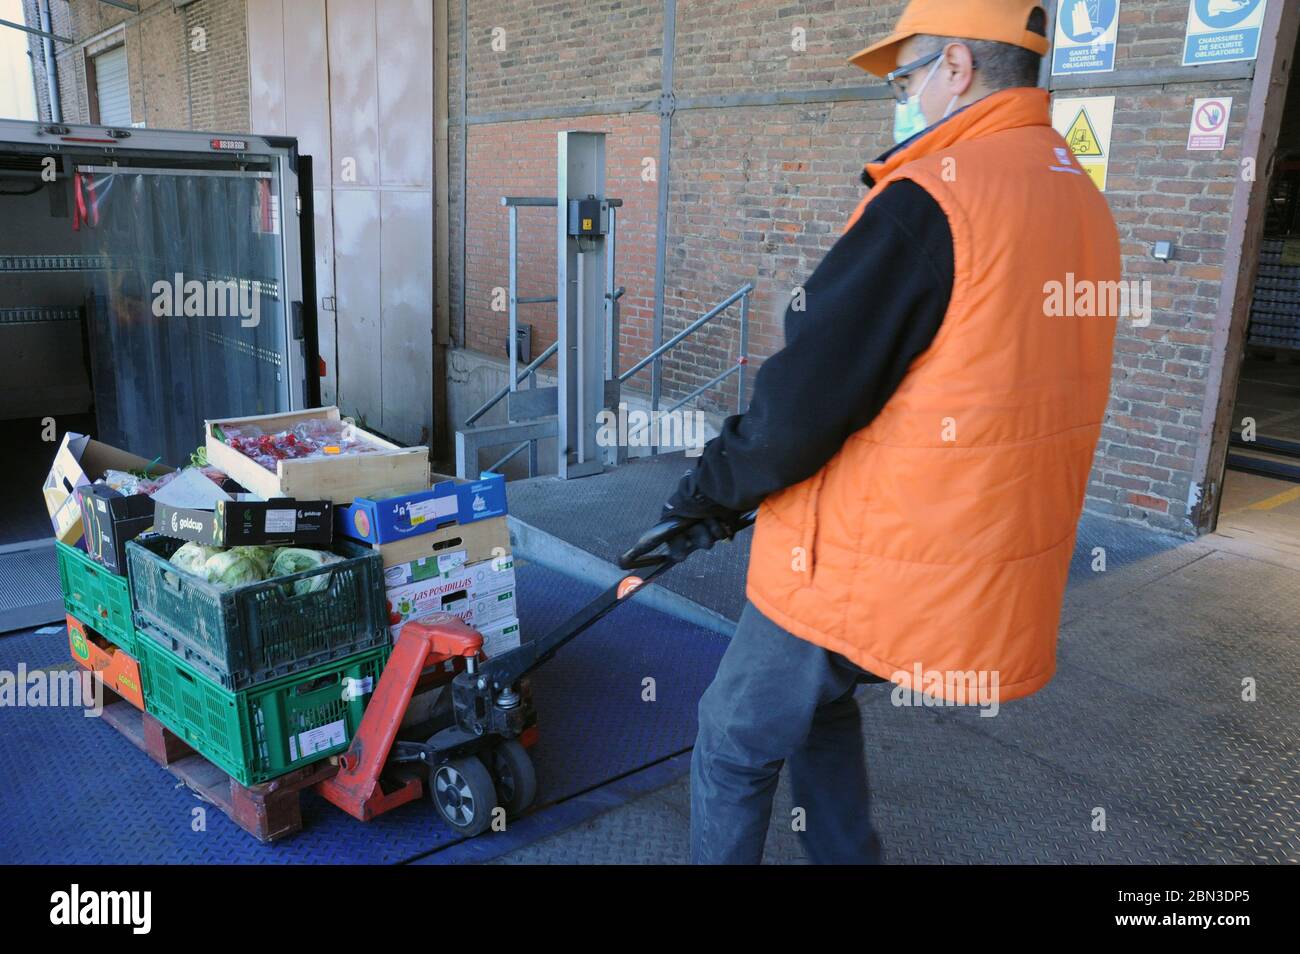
96;686;338;843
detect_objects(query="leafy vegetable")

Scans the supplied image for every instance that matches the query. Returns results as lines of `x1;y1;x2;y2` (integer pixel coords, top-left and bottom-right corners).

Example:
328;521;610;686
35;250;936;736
204;550;265;588
270;547;343;596
230;545;276;579
169;542;222;577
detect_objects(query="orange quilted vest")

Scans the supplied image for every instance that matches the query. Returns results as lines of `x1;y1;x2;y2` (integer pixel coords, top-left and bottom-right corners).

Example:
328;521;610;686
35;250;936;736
745;88;1121;704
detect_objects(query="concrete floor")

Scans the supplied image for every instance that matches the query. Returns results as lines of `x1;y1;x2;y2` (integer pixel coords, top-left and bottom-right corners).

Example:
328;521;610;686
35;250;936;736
490;469;1300;865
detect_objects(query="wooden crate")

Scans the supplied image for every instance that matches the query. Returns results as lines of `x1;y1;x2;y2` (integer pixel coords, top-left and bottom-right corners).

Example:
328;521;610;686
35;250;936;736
205;406;429;505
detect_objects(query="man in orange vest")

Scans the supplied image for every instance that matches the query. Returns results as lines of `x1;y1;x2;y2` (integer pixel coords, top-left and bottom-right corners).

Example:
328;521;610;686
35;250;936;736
646;0;1122;864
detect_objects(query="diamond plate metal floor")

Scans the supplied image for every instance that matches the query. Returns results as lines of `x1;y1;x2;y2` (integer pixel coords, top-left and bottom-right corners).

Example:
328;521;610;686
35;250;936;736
0;542;63;633
0;562;729;864
494;457;1300;864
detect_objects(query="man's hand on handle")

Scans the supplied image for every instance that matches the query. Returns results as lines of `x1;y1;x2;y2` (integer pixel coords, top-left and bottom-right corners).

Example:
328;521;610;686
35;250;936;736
620;471;753;569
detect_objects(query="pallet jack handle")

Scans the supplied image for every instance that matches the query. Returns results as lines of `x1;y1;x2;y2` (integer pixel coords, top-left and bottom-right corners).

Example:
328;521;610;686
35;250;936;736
475;510;757;688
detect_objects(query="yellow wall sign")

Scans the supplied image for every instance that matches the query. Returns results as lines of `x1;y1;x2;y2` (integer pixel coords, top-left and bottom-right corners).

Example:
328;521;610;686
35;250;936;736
1051;95;1116;191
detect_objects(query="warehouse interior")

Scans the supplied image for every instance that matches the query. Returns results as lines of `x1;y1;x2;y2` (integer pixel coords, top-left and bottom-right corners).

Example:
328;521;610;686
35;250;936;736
1219;23;1300;545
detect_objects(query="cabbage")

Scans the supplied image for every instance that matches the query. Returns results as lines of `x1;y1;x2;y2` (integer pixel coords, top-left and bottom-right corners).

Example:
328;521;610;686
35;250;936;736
204;550;264;589
169;542;222;578
230;545;276;579
270;547;343;596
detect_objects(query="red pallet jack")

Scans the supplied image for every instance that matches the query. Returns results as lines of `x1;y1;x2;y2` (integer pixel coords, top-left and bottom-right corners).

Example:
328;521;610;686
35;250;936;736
316;512;753;835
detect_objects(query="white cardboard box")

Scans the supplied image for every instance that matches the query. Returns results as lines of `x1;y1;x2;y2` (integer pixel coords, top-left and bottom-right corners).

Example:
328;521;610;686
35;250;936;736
385;557;516;639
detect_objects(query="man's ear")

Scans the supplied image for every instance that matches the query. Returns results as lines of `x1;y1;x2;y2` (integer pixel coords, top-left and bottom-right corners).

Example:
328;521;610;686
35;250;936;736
943;42;977;96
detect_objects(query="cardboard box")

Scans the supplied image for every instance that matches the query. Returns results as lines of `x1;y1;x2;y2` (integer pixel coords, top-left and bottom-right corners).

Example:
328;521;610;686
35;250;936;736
478;615;522;658
385;557;516;639
372;516;509;575
43;433;171;545
335;472;507;544
67;614;145;710
205;406;430;505
154;498;333;547
77;484;156;575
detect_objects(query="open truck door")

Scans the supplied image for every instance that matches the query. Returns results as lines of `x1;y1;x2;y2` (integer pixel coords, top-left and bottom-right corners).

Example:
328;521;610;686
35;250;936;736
0;119;319;468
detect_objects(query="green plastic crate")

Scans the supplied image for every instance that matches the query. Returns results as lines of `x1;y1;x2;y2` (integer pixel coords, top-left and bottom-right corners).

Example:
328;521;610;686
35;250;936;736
56;541;137;656
138;630;389;786
127;534;389;690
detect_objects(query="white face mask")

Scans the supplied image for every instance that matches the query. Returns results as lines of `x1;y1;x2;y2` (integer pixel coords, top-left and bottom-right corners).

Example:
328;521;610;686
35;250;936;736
892;56;961;145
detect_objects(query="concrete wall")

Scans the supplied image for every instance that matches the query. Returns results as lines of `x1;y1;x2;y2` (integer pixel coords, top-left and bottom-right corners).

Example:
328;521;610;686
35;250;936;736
22;0;249;132
449;0;1282;535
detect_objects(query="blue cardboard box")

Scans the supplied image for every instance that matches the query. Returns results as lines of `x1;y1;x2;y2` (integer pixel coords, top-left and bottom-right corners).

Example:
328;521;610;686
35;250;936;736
336;471;507;544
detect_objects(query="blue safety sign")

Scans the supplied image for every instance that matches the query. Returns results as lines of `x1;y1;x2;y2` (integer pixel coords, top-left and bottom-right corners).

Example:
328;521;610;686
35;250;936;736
1053;0;1120;75
1183;0;1267;66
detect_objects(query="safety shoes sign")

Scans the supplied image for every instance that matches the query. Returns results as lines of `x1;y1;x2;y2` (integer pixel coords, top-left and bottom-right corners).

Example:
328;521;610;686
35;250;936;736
1183;0;1268;66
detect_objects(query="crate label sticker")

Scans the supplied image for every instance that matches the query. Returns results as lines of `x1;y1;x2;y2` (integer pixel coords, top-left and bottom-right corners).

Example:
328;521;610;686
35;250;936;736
1052;1;1120;75
405;495;456;527
1051;95;1115;191
264;508;297;534
1187;97;1232;150
436;549;468;574
341;676;374;701
292;719;347;761
1280;240;1300;267
1183;0;1267;66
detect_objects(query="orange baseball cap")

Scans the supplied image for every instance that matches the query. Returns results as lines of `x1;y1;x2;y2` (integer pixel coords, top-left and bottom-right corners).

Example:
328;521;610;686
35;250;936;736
849;0;1050;77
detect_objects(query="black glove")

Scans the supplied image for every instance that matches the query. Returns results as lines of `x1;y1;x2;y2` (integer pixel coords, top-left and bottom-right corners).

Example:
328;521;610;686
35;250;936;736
658;472;747;562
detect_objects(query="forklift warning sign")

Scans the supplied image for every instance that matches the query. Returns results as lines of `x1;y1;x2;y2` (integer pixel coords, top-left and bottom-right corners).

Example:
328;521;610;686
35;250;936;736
1183;0;1267;66
1052;0;1120;75
1052;96;1116;191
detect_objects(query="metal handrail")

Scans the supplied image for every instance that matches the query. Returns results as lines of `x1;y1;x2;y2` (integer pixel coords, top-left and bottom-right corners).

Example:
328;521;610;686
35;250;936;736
618;282;753;452
619;283;753;384
463;340;559;427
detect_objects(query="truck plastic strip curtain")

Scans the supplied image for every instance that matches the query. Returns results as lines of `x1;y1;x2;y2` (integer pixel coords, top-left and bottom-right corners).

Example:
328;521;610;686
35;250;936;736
74;166;288;467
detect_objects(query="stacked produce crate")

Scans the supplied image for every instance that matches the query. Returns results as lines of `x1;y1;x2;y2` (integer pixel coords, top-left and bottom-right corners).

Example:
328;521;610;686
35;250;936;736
46;433;177;711
333;470;518;658
47;409;493;788
126;407;431;785
44;407;522;807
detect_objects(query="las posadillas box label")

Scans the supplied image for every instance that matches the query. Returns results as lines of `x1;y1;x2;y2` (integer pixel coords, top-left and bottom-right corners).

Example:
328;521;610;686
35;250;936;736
154;498;333;546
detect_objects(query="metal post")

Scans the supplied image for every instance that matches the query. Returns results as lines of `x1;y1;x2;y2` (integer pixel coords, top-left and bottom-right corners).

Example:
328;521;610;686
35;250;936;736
39;0;64;121
738;290;749;414
605;206;618;379
555;131;608;479
508;204;519;393
576;249;586;465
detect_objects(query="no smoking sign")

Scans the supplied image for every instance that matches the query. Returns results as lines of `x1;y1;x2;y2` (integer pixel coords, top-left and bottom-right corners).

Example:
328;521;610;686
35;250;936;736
1187;97;1232;151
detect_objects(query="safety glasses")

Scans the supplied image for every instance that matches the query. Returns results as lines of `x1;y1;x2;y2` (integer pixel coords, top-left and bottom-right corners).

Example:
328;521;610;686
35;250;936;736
884;48;945;104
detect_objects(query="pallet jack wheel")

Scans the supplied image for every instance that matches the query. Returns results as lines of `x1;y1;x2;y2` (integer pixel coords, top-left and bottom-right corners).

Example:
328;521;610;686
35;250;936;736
482;738;537;816
430;757;498;836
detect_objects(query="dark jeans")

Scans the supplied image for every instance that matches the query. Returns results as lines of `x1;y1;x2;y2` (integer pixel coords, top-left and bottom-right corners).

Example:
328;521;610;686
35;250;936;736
691;601;885;864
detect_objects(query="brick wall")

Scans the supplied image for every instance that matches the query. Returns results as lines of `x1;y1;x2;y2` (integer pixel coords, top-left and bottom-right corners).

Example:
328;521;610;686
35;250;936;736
22;0;249;132
461;114;659;378
448;0;1276;534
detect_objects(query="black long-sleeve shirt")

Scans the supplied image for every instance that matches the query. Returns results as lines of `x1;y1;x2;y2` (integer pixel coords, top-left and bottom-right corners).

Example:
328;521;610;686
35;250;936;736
684;179;955;514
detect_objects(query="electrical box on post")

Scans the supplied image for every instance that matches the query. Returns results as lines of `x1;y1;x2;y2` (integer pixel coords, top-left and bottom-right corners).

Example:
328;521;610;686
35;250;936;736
567;198;608;237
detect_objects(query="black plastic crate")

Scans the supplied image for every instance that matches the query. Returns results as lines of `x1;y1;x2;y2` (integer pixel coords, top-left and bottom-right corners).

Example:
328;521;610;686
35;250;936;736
127;534;389;690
